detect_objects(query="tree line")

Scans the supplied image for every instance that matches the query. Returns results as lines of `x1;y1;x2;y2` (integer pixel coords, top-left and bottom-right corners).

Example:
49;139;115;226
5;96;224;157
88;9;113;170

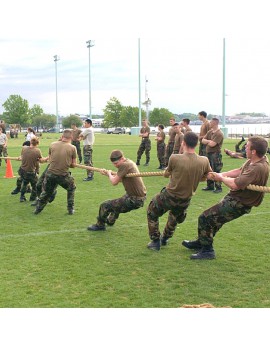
1;94;213;130
1;95;57;131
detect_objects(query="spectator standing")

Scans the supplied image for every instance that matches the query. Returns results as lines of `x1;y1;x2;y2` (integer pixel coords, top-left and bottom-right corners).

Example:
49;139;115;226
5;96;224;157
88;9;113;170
136;119;151;166
0;127;8;166
71;123;82;163
0;121;6;133
79;119;95;181
180;118;192;134
155;124;166;169
172;123;184;154
198;111;210;156
165;117;177;166
202;118;224;193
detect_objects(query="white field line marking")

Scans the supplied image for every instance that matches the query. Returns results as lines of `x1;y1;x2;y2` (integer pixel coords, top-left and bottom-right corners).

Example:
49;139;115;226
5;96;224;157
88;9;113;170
0;228;85;240
1;210;269;240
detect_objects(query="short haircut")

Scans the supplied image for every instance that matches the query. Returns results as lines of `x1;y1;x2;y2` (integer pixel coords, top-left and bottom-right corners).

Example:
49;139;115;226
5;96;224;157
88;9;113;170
30;136;39;146
248;136;268;158
198;111;207;118
212;118;219;123
173;123;179;127
85;119;92;125
183;118;190;124
62;129;73;139
158;124;164;130
183;131;198;148
110;150;123;162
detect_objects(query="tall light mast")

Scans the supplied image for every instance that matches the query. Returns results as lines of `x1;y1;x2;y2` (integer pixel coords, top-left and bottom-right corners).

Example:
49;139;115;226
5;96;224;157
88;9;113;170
142;76;151;120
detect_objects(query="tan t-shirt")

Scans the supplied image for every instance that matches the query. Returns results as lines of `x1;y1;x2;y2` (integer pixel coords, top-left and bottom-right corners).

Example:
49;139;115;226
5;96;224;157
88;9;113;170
199;121;210;140
140;126;150;139
117;159;147;197
173;133;184;153
21;146;42;172
230;156;269;207
72;128;82;141
48;141;77;175
165;153;212;199
168;127;177;143
205;129;224;153
157;131;165;145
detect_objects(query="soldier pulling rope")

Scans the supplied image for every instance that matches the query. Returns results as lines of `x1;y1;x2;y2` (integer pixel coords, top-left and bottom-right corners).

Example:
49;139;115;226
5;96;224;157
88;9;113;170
1;157;270;192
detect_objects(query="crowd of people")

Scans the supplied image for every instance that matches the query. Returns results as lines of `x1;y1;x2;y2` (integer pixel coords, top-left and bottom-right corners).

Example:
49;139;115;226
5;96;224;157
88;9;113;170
2;113;270;260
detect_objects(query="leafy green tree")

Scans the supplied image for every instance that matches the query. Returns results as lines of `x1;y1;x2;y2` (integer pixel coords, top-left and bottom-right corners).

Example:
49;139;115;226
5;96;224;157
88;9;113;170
149;107;174;127
119;106;146;127
62;114;83;128
32;114;56;131
103;97;123;127
2;95;30;126
29;104;44;121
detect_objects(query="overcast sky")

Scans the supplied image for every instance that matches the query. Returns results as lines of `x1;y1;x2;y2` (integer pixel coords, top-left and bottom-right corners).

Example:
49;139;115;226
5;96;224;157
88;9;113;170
1;1;270;118
0;0;268;340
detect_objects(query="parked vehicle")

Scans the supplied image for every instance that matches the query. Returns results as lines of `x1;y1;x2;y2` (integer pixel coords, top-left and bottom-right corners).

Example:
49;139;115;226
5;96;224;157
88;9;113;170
107;127;126;134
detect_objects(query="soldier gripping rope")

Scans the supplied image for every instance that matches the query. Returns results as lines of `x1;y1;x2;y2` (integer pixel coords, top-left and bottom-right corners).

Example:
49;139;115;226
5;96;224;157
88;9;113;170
182;135;269;260
87;150;147;231
146;132;212;251
18;136;44;203
34;129;77;215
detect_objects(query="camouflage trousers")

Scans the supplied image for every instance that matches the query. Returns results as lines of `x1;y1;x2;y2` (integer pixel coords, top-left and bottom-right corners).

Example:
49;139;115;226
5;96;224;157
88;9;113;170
19;167;38;200
147;187;191;240
157;142;166;167
97;194;146;226
83;145;94;178
36;164;58;200
137;139;151;163
199;143;207;156
198;195;252;246
165;142;174;166
36;165;49;197
0;145;8;165
37;171;76;211
72;141;82;163
206;152;223;189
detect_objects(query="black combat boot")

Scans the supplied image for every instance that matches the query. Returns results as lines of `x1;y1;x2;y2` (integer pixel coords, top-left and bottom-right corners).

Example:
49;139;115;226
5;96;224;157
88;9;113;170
182;239;202;250
147;239;161;251
190;246;216;260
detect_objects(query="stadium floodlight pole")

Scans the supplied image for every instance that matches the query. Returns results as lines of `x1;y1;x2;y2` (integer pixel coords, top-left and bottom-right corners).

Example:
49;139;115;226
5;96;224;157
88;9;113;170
86;40;95;120
138;38;142;128
53;55;60;132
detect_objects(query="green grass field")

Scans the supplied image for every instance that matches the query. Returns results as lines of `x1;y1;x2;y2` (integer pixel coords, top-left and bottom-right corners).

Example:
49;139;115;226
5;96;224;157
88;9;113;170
0;132;269;308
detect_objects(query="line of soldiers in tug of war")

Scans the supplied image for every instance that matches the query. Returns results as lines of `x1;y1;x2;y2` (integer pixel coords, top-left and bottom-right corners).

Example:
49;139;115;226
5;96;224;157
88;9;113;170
7;111;270;260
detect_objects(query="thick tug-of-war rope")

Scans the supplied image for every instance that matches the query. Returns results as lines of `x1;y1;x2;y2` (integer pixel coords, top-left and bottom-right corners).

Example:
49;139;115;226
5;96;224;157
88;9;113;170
2;158;270;193
75;164;270;193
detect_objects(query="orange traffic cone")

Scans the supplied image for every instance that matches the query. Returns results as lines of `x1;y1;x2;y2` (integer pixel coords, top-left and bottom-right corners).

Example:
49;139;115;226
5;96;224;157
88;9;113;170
4;159;16;178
